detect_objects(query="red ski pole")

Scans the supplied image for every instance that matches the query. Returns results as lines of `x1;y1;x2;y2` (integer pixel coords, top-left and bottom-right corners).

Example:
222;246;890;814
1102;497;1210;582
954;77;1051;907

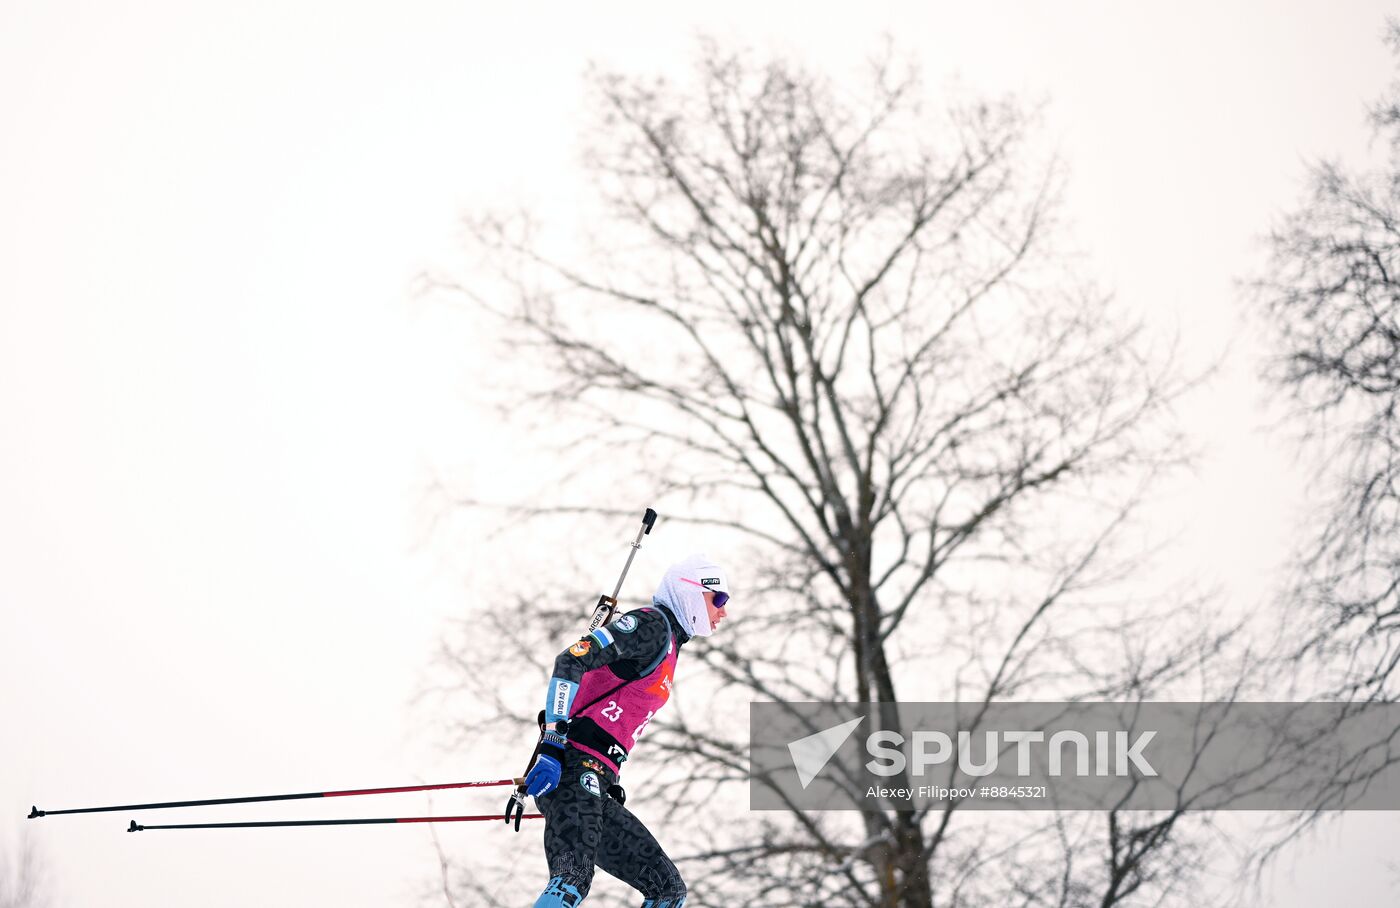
30;778;522;819
129;813;542;831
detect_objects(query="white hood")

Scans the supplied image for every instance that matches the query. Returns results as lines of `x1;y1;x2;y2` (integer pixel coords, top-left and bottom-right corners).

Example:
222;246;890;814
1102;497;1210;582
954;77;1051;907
653;553;731;638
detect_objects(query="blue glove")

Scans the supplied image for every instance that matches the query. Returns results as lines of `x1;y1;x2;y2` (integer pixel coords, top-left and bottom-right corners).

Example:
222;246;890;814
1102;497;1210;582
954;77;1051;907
526;727;569;797
524;753;563;797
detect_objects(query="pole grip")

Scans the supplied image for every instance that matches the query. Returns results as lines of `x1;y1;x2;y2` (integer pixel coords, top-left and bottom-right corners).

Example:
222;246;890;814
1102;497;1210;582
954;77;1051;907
642;508;657;534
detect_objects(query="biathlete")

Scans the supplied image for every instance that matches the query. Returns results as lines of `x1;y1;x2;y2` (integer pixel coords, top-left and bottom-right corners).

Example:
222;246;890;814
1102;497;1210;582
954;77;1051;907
516;553;732;908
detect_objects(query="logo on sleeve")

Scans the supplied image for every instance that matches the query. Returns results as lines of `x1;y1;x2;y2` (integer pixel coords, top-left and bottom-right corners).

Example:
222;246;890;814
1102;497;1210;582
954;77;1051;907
579;771;602;797
569;640;592;657
552;680;573;716
614;614;638;633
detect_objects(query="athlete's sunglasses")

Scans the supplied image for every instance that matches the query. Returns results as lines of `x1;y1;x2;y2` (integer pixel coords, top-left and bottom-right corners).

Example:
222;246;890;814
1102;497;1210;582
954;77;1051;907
682;577;729;608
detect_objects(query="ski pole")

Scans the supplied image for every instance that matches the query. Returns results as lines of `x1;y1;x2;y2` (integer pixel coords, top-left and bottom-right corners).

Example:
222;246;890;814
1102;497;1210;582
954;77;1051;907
128;813;542;832
29;778;522;819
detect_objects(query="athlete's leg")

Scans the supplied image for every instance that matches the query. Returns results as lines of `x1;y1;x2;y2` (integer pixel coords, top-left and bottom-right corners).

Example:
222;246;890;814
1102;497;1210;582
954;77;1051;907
533;753;611;907
593;798;687;908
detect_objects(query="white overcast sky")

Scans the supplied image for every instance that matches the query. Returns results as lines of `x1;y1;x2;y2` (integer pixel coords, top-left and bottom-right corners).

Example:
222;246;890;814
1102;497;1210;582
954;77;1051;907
2;2;1399;906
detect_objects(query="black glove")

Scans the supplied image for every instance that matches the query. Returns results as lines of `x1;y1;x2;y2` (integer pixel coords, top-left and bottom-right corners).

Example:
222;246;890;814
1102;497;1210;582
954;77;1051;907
606;783;626;806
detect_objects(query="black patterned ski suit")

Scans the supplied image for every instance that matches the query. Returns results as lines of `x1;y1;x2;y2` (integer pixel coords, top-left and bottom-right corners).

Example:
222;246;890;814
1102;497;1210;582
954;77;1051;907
532;606;688;908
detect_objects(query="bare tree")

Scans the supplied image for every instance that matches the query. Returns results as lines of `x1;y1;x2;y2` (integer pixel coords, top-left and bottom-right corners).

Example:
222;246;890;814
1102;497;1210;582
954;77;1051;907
1254;21;1400;704
430;42;1266;907
0;832;50;908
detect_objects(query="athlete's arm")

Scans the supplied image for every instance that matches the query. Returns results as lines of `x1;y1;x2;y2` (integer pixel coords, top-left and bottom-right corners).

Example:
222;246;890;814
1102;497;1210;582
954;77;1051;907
542;609;670;726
